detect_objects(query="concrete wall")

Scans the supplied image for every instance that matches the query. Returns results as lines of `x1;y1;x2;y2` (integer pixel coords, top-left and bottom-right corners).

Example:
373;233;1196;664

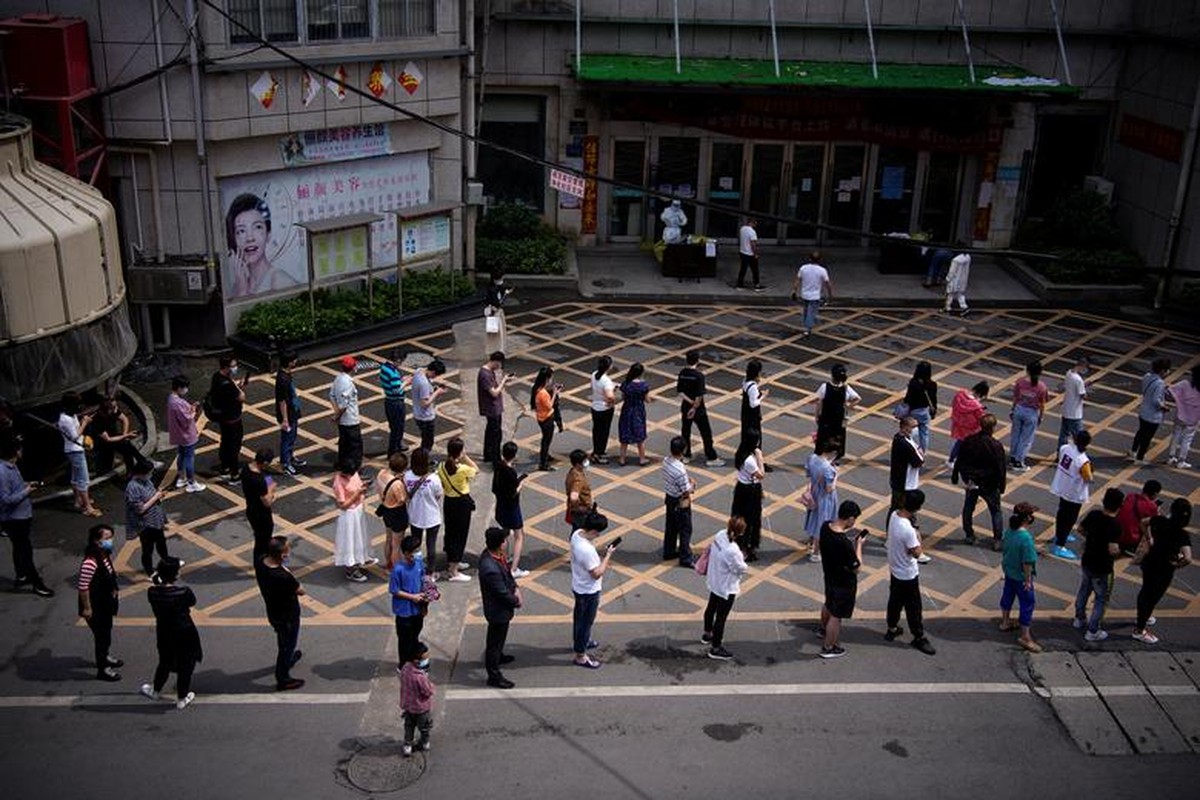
1105;1;1200;284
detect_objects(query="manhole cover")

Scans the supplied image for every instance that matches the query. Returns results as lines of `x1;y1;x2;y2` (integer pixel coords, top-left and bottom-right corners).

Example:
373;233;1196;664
592;278;624;288
346;742;426;792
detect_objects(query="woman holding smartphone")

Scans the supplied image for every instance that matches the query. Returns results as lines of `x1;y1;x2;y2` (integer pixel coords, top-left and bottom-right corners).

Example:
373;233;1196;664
492;441;531;578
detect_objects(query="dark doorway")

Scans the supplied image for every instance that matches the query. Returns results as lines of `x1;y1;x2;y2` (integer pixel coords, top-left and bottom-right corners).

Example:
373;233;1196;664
1028;114;1108;215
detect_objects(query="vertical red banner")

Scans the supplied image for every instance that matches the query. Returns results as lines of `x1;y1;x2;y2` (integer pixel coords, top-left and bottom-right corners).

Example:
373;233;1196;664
581;135;599;234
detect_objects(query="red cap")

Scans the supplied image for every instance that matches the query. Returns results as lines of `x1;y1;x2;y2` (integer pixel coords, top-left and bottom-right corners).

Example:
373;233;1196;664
340;355;357;370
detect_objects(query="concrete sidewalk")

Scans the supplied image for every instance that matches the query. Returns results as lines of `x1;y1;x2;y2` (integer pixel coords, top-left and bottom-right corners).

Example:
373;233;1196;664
576;243;1040;305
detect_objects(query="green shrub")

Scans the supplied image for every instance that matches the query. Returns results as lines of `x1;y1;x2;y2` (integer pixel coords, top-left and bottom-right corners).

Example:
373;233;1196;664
236;269;476;343
1030;247;1143;285
475;201;568;275
477;202;543;240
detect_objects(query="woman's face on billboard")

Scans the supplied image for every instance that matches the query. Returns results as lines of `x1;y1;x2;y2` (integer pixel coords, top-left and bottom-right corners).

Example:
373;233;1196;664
233;208;270;267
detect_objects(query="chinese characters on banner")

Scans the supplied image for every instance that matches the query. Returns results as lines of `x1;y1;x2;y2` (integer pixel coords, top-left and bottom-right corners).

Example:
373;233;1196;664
279;124;392;167
581;135;599;234
218;151;431;303
550;167;587;198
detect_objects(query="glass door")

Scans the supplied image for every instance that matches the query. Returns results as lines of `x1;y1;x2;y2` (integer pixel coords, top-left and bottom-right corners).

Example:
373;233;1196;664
919;152;962;242
826;144;866;241
653;137;700;240
609;140;647;239
786;144;825;241
870;146;919;234
706;141;744;240
748;144;785;240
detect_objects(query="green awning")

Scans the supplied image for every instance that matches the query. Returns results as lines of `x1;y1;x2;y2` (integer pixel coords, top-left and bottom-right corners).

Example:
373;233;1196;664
575;54;1079;94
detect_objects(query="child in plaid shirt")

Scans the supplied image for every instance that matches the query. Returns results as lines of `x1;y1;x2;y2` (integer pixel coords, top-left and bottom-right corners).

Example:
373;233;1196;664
399;641;435;756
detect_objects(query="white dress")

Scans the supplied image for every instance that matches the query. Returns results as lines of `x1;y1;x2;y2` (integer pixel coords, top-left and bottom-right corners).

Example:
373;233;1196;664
333;474;371;567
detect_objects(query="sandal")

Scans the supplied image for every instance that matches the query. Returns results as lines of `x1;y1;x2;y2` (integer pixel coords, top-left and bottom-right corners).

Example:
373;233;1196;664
998;620;1019;632
1018;638;1043;653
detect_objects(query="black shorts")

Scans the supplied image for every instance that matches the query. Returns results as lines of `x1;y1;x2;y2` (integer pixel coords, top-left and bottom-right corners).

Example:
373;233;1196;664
824;584;857;619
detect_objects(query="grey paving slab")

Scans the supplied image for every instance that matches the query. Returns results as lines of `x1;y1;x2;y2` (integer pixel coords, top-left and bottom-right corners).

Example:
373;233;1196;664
1028;652;1132;756
1078;651;1191;754
1124;652;1200;753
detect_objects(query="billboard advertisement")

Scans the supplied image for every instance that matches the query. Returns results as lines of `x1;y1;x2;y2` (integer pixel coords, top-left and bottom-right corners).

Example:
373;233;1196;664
218;152;431;302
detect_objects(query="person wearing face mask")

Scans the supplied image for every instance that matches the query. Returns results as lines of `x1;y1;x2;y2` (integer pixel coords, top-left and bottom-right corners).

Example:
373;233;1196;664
564;449;593;531
256;535;306;691
398;641;436;757
77;524;123;681
209;357;249;484
0;434;54;597
167;376;205;493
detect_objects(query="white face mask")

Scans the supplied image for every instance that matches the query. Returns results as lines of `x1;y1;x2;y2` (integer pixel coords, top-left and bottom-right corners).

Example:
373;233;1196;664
178;387;189;396
230;366;240;376
582;460;590;469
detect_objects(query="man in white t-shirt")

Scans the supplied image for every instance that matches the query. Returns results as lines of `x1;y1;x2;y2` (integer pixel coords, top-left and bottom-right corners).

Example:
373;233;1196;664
736;218;762;291
790;251;832;337
884;490;936;655
569;510;615;669
1049;429;1093;560
329;356;362;472
1057;354;1090;449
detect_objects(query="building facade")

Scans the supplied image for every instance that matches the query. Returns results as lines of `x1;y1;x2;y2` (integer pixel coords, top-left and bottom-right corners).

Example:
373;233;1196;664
477;0;1198;284
1;0;469;346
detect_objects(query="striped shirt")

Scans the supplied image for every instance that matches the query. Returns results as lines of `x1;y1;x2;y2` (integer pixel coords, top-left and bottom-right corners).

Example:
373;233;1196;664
662;457;691;499
125;476;165;535
380;362;405;401
78;555;115;591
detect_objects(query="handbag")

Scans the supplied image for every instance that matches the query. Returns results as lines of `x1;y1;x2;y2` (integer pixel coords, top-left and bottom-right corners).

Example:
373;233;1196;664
694;544;711;576
799;488;816;510
485;315;500;333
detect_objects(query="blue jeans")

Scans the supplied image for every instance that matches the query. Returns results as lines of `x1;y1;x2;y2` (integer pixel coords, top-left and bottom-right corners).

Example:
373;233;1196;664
385;398;406;455
1074;567;1112;633
911;407;932;455
1010;405;1040;465
1000;577;1036;626
802;300;821;332
1057;417;1082;450
925;249;952;284
572;591;600;655
175;442;196;481
280;418;298;467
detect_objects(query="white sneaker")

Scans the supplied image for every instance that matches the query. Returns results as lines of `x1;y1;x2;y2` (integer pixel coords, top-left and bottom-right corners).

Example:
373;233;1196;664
1147;616;1157;626
916;554;932;564
1084;629;1108;642
511;568;531;578
457;562;470;570
1072;618;1085;629
176;691;195;710
1180;462;1193;469
186;481;206;493
139;683;159;700
174;477;188;490
1169;456;1179;465
705;458;727;468
151;460;165;470
809;552;821;563
447;573;472;582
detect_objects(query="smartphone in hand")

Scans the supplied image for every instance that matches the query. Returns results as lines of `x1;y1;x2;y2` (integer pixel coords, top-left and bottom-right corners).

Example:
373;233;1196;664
609;536;623;549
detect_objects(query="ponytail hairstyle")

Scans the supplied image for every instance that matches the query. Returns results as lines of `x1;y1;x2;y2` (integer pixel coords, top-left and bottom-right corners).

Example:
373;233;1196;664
594;355;612;380
445;437;464;476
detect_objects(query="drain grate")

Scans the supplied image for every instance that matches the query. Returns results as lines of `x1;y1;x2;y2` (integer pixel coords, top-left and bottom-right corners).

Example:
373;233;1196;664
346;743;426;792
592;278;624;288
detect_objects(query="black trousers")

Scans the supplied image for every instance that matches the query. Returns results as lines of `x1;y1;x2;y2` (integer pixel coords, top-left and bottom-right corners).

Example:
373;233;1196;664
1136;566;1174;630
385;399;406;456
137;527;170;575
886;575;925;640
443;497;473;563
731;482;763;551
153;657;196;700
591;408;614;457
485;620;510;680
416;419;436;453
1131;418;1160;460
681;403;718;460
218;419;244;476
271;617;300;686
663;496;693;562
337;424;363;472
538;418;555;468
703;592;737;648
1054;499;1083;547
737;253;760;287
483;415;502;464
3;517;41;584
95;440;141;474
394;613;424;665
87;613;114;670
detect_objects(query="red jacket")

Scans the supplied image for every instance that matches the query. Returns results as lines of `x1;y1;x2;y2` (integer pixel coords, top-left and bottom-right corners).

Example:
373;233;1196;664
950;390;986;441
398;662;435;715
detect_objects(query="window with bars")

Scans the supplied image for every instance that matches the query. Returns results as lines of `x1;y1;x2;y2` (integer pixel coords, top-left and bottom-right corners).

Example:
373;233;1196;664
227;1;434;44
